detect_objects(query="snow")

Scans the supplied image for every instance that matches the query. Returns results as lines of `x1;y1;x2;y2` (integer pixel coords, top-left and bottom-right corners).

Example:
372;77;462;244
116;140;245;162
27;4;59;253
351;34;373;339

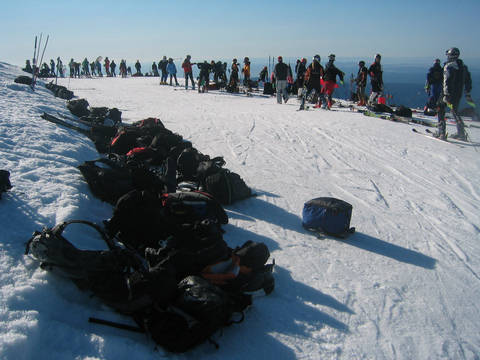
1;62;480;359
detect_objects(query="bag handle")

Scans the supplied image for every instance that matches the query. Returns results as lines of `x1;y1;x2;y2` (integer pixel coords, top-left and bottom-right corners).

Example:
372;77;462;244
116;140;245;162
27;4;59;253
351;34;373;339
52;220;117;250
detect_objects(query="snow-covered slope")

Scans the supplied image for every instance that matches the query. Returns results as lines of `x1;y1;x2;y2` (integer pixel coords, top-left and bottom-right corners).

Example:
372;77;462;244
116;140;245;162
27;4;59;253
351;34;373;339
1;63;480;359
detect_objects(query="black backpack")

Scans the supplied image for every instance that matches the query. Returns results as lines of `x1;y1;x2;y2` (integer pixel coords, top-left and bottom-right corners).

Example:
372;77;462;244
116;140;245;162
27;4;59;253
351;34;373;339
67;98;90;117
394;105;412;118
142;276;251;353
204;169;253;205
25;220;177;313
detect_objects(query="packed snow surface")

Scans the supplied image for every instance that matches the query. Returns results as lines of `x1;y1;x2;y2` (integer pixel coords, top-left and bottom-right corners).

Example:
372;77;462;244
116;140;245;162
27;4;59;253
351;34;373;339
1;62;480;359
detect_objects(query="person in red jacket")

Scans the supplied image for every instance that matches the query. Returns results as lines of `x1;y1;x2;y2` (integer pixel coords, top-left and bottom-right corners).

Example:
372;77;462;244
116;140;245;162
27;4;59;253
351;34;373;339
182;55;195;90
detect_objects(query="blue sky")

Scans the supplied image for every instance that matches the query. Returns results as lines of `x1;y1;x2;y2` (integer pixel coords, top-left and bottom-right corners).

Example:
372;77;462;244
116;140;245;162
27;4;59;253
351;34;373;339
2;0;480;66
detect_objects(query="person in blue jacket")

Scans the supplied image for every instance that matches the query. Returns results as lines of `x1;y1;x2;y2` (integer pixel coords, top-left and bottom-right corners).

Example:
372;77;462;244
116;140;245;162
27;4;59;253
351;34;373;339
167;58;179;86
424;58;443;114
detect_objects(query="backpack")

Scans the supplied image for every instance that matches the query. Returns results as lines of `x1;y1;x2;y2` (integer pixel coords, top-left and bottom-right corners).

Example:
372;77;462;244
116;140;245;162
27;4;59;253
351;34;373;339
394;105;412;118
204;169;253;205
368;103;393;114
142;276;251;353
67;98;90;117
77;158;166;205
0;170;12;199
302;197;355;238
25;220;177;313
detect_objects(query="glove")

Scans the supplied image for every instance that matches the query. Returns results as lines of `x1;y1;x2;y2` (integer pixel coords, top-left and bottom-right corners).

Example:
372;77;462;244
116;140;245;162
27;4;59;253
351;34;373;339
425;85;430;94
340;80;344;85
466;93;476;108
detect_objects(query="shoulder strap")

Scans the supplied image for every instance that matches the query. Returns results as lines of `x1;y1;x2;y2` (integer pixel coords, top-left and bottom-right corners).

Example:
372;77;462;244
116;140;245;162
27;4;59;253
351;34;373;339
52;220;117;250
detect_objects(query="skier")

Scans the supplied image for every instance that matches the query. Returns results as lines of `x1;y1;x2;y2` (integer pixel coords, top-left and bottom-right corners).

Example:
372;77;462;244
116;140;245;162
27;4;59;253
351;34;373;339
273;56;290;104
69;58;75;78
424;58;443;114
434;47;473;141
182;55;195;89
82;58;90;77
49;59;55;76
302;55;324;108
167;58;179;86
119;60;127;78
213;61;227;86
295;58;307;98
159;56;168;84
197;60;211;92
95;59;103;77
134;60;142;76
152;61;159;76
90;62;96;76
228;58;240;92
368;54;383;105
104;57;111;76
110;60;116;77
56;57;64;77
242;57;251;90
321;54;344;109
356;60;368;106
259;66;268;83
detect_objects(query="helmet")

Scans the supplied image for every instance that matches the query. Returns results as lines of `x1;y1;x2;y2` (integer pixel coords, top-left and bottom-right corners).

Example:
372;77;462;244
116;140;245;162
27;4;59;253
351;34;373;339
359;60;365;66
233;58;237;63
328;54;335;61
313;54;321;62
446;47;460;60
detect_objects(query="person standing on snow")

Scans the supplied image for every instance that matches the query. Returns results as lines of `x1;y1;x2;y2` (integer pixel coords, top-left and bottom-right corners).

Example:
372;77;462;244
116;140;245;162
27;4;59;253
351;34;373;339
295;58;307;98
304;55;324;107
424;58;443;114
197;61;211;92
167;58;179;86
368;54;383;105
110;60;117;77
274;56;290;104
242;57;251;90
104;57;111;76
152;61;159;76
182;55;195;90
434;47;474;141
159;56;168;84
56;57;64;77
49;59;55;76
321;54;344;109
229;58;240;91
356;60;368;106
134;60;142;76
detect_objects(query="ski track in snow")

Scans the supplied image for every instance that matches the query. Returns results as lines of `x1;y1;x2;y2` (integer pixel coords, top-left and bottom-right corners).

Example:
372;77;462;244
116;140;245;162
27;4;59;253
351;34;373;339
1;62;480;359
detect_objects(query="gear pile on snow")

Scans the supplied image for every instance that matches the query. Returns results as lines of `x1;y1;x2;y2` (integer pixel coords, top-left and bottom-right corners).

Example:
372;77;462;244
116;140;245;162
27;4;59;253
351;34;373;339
27;90;270;352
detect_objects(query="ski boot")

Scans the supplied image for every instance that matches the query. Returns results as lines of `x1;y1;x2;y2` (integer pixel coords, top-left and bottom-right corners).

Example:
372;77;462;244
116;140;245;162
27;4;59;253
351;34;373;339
451;120;467;141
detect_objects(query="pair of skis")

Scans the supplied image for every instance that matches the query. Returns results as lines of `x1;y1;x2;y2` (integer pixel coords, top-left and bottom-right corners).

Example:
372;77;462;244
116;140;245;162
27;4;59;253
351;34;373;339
31;33;49;90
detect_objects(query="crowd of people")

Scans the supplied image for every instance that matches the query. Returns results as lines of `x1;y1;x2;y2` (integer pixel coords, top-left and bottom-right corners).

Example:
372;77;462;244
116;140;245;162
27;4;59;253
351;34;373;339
23;47;474;140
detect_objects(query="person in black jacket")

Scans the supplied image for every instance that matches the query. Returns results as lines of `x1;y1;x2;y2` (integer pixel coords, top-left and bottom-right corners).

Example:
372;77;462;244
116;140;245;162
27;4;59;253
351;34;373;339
197;61;211;93
435;47;473;140
356;61;368;106
368;54;383;105
158;56;168;84
424;58;443;113
274;56;290;104
322;54;344;109
304;55;324;106
296;58;307;98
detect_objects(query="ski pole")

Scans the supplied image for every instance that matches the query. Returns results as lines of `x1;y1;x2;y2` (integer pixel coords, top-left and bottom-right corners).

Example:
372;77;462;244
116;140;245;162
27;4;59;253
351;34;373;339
30;36;37;89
